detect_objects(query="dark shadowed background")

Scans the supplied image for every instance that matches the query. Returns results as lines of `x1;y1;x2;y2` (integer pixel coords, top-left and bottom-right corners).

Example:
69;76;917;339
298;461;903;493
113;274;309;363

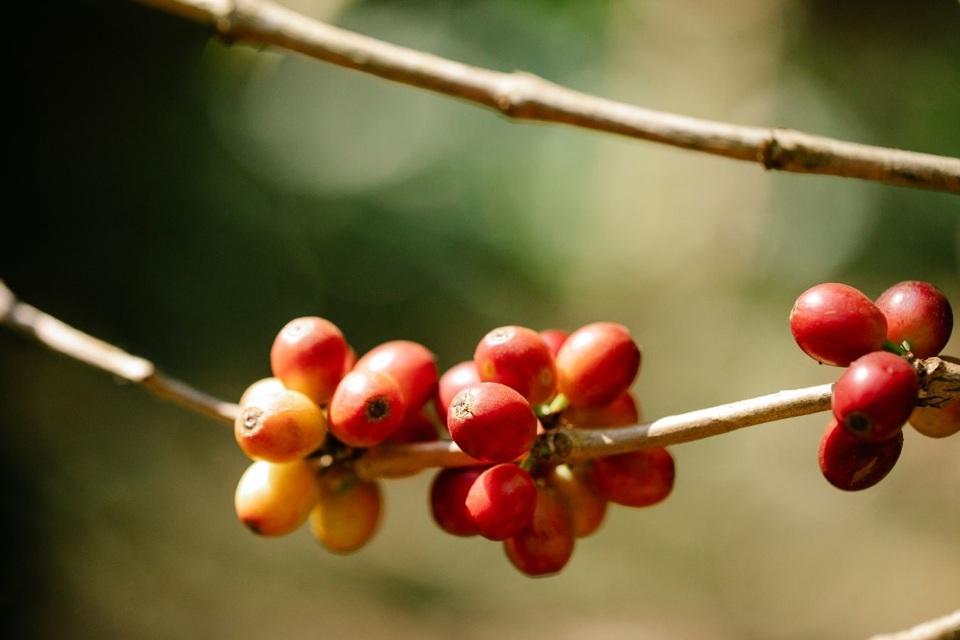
3;0;958;638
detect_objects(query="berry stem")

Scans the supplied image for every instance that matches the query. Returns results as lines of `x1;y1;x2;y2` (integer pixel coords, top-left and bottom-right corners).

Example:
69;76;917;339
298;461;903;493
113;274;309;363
882;340;906;356
536;393;570;418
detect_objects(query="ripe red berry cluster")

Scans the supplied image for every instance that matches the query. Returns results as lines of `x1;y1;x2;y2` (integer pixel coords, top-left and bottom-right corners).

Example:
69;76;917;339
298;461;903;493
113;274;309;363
433;323;673;576
789;280;956;491
232;318;671;577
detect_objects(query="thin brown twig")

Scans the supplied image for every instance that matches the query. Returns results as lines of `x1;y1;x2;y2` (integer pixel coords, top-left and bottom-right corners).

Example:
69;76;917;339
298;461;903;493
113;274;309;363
3;278;958;481
356;356;959;478
868;610;960;640
133;0;960;193
0;280;238;425
355;384;833;478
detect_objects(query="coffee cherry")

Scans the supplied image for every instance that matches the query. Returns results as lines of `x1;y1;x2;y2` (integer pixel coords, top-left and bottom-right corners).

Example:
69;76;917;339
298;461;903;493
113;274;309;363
556;322;641;407
593;448;675;507
369;411;441;480
436;361;481;425
909;399;960;439
329;370;406;448
235;389;326;462
239;377;286;407
465;464;537;540
447;383;537;463
562;391;640;429
832;351;918;442
384;410;439;444
789;283;887;367
504;487;575;577
474;326;558;405
309;468;382;553
342;345;357;376
818;420;903;491
234;460;319;536
271;317;348;405
539;329;569;357
429;467;485;537
875;280;953;359
549;464;607;538
355;340;438;412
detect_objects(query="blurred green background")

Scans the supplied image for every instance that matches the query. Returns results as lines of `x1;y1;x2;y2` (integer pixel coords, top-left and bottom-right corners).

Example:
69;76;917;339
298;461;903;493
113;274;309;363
3;0;958;638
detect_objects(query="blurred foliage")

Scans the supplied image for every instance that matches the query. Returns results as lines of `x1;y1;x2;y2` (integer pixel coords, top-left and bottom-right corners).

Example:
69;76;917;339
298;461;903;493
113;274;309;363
3;0;958;638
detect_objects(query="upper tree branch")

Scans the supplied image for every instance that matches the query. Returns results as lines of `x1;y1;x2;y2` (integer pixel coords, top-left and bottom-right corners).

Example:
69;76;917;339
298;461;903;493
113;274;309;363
135;0;960;193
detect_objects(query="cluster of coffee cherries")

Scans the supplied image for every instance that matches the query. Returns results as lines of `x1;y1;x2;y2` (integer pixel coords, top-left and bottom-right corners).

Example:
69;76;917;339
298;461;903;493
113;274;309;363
789;280;956;491
232;318;671;576
433;323;673;577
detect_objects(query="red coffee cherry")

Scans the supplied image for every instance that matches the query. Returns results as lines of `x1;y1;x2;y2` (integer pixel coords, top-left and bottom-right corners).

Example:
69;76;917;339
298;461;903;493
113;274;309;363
909;398;960;439
832;351;918;442
355;340;439;412
234;460;319;536
436;361;481;425
556;322;641;407
447;383;537;463
342;345;357;376
789;283;887;367
384;410;439;444
539;329;569;357
875;280;953;359
430;467;485;537
270;317;348;404
309;468;382;553
818;420;903;491
329;370;406;447
562;391;640;429
474;325;558;405
234;389;327;462
593;448;675;507
465;464;537;540
549;464;607;538
504;487;575;577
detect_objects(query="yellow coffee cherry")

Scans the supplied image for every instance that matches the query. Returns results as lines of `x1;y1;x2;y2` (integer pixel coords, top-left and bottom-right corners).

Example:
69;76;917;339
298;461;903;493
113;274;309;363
309;468;382;553
234;388;326;462
239;377;286;408
234;460;319;536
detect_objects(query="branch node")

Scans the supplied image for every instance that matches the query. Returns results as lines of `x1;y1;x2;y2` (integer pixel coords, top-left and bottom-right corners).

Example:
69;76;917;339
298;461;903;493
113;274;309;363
134;0;960;193
212;0;238;42
759;131;781;170
493;72;544;118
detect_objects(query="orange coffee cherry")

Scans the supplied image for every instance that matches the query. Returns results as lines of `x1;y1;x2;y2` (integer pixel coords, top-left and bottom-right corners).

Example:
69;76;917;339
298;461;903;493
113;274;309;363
234;460;319;536
235;389;326;462
309;468;382;553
